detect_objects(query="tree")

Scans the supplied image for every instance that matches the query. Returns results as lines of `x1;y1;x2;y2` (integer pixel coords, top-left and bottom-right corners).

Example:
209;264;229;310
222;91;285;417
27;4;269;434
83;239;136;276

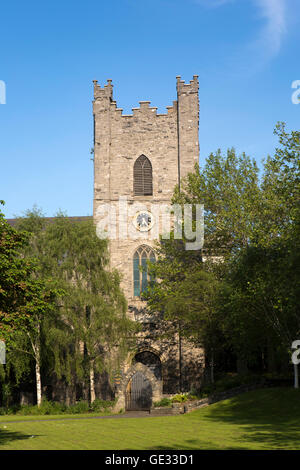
145;149;263;376
0;202;59;346
220;124;300;370
15;211;137;403
0;202;61;406
146;123;300;377
173;148;261;258
144;235;222;383
257;123;299;247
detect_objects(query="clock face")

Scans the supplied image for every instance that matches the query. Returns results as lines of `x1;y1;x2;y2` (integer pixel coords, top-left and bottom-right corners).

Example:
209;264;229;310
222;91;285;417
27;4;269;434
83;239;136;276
133;211;154;232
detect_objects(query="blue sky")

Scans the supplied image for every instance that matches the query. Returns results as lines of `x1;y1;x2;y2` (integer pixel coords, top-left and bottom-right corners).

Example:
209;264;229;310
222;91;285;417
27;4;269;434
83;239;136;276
1;0;299;218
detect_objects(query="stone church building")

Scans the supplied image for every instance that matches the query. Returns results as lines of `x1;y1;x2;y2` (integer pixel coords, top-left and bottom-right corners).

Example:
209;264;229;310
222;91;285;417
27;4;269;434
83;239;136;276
92;76;205;410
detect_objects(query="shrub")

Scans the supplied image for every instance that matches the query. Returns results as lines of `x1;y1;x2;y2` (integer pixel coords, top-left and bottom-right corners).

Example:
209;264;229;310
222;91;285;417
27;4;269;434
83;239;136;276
90;399;115;413
16;399;67;416
188;387;200;398
198;384;215;398
67;400;90;414
17;404;40;415
171;394;188;403
214;373;263;393
0;398;116;416
197;372;265;398
186;393;198;401
153;397;172;407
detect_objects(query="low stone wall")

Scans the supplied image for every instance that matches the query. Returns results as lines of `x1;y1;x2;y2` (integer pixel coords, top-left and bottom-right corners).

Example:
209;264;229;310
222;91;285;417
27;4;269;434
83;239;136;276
171;398;209;415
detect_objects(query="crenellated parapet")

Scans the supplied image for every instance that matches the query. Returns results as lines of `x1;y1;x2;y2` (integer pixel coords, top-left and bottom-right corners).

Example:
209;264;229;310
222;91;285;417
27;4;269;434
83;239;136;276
93;79;113;101
176;75;199;95
93;75;199;206
93;79;178;120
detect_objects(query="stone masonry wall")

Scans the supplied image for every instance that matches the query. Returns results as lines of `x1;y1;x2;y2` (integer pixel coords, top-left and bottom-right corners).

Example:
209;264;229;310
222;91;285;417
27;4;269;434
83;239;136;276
92;77;204;396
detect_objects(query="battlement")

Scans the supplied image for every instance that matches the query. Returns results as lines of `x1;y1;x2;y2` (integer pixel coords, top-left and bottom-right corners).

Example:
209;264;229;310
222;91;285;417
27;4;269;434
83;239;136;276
93;75;199;211
93;79;113;101
176;75;199;94
93;79;178;118
93;76;199;104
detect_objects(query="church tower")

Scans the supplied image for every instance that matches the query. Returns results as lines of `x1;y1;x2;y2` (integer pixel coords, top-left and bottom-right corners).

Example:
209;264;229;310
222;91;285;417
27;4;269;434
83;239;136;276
92;77;204;410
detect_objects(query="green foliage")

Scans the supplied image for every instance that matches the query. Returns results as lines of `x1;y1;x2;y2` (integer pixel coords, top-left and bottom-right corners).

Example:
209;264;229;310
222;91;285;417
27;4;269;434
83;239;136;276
213;373;262;392
171;394;189;403
173;147;261;255
16;400;67;416
67;400;90;414
198;384;215;398
1;383;13;409
153;397;172;407
89;398;115;413
218;124;300;364
153;394;198;407
186;393;198;400
198;373;263;397
144;238;223;369
0;398;116;416
0;202;60;347
8;211;138;403
145;123;300;375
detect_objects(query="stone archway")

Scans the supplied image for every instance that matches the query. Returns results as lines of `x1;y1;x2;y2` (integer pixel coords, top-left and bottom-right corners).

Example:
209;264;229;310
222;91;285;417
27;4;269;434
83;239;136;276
133;350;162;380
114;362;162;412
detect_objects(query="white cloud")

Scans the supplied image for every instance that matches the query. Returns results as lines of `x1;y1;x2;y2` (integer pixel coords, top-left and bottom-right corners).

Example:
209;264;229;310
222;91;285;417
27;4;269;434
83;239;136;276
254;0;286;56
197;0;287;58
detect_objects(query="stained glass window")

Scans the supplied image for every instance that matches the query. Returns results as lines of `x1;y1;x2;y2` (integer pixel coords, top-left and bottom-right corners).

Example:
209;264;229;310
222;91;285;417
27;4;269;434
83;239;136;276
133;245;156;297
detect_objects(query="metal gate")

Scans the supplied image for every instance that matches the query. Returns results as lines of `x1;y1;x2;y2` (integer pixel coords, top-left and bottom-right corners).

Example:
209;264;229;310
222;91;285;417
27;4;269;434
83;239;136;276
125;372;152;411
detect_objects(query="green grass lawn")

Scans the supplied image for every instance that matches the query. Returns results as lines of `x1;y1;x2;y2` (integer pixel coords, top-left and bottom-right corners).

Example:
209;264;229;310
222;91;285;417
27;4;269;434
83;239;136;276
0;387;299;450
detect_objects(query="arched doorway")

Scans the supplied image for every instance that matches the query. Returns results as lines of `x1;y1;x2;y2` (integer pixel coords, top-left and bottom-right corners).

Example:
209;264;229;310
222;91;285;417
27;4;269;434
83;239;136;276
133;351;162;380
125;372;152;411
114;362;162;413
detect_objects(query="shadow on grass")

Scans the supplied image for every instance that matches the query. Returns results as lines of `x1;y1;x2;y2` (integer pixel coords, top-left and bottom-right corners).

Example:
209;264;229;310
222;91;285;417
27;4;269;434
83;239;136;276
0;429;37;446
124;440;249;450
194;388;300;449
238;429;300;449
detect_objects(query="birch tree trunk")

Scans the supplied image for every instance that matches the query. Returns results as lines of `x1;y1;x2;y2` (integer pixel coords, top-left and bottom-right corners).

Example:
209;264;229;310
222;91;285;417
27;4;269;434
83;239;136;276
28;325;42;407
35;354;42;407
35;324;42;407
90;361;96;403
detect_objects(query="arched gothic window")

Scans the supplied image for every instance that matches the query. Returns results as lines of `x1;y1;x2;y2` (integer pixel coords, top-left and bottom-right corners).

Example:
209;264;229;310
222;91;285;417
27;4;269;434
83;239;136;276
133;155;153;196
133;245;156;297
